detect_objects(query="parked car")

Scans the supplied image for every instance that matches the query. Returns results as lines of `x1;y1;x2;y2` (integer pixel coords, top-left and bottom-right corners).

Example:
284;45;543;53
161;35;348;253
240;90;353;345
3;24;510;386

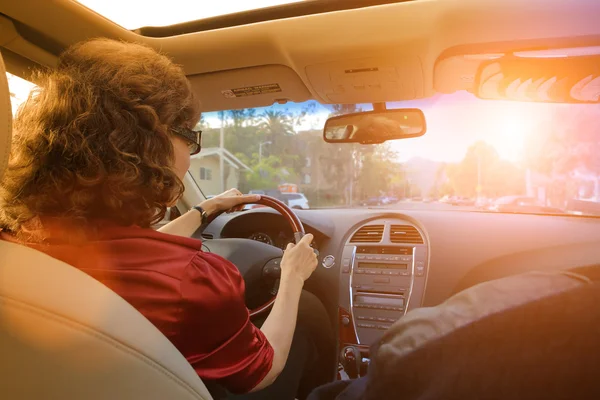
489;196;564;214
281;193;310;209
566;199;600;216
475;197;494;208
448;196;476;206
361;197;383;206
244;189;290;210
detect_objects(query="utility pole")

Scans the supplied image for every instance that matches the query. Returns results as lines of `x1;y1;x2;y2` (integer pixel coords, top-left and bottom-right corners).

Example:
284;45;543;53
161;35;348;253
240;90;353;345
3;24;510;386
220;115;225;193
348;145;356;206
476;151;482;203
259;141;272;164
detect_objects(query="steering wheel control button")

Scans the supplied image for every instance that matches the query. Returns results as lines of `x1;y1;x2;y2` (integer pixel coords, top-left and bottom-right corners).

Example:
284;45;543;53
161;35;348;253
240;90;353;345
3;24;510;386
263;259;282;278
322;255;335;269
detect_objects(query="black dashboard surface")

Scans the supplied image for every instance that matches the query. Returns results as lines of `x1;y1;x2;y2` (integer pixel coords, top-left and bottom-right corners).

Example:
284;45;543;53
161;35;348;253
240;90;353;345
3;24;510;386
200;208;600;308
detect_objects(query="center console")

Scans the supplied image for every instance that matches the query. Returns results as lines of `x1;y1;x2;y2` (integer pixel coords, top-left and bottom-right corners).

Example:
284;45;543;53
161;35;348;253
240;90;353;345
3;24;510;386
337;218;429;376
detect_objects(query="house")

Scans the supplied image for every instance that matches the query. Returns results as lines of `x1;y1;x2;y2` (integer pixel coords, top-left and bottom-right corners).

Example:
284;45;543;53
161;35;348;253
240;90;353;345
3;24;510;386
189;148;251;196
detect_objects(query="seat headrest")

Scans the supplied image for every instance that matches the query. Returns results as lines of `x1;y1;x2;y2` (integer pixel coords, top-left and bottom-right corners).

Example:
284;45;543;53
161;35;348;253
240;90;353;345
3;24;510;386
0;52;12;181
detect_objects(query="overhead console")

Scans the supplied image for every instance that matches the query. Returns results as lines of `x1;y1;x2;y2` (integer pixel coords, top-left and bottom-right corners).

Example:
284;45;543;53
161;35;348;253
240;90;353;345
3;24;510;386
338;218;429;355
305;56;424;104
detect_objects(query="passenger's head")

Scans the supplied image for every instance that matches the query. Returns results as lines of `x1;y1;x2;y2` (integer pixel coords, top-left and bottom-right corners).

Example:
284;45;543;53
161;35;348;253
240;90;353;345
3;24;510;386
0;38;201;236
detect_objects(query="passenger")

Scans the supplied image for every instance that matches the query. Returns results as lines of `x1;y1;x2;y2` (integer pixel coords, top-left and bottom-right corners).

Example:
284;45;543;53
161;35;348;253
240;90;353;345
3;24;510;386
309;270;600;399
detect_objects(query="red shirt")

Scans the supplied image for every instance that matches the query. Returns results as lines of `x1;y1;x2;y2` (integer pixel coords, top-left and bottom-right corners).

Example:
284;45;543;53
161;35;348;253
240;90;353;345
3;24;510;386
0;223;274;394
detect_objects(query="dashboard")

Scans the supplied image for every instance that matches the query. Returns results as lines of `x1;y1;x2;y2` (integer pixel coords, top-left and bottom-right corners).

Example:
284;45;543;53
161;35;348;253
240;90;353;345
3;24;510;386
200;207;600;355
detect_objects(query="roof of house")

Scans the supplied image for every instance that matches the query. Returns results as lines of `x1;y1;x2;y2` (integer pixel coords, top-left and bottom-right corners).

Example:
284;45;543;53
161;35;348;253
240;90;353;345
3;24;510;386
191;147;251;171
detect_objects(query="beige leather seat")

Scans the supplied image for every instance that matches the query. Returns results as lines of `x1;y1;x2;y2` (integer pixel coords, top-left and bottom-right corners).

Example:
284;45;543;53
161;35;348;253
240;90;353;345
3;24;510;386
0;53;213;399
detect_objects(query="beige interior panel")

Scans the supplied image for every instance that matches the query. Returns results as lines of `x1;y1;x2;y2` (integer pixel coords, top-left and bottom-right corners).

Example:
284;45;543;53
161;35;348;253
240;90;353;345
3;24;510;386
188;64;311;112
434;55;484;94
1;0;600;107
305;55;424;104
0;15;57;70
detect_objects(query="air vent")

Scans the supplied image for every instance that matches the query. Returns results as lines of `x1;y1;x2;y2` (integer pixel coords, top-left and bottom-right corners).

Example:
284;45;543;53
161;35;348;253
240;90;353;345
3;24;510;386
390;225;423;244
201;233;214;240
350;225;384;243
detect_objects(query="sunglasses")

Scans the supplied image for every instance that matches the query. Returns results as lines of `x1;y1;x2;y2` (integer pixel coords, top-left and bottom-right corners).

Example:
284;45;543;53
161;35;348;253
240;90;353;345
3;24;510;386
172;127;202;155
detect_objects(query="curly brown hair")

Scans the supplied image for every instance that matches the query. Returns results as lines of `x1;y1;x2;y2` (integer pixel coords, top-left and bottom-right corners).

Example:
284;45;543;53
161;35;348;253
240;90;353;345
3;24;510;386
0;39;200;237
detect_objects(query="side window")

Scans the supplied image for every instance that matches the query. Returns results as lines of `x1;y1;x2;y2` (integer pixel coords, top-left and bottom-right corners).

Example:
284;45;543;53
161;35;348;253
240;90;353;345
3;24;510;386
206;169;212;180
6;72;37;115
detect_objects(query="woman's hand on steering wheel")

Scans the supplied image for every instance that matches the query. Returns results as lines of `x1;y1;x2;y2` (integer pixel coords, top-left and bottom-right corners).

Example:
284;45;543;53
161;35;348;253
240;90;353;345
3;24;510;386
281;234;318;283
199;188;260;216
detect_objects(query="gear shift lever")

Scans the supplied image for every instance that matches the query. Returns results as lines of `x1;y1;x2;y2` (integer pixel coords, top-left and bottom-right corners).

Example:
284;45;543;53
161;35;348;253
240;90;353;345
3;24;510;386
340;346;362;379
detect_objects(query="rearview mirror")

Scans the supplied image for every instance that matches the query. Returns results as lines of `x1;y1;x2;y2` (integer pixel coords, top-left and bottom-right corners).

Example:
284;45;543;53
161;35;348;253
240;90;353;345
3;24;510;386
323;108;426;144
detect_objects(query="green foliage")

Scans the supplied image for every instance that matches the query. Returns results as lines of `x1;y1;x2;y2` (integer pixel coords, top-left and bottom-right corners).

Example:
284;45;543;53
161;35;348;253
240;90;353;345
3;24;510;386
524;106;600;177
355;143;402;199
244;155;288;190
200;105;407;207
522;105;600;205
432;141;525;198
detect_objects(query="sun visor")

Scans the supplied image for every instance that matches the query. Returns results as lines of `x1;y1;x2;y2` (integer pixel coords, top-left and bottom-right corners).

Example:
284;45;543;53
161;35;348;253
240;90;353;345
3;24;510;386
305;56;424;104
187;64;311;112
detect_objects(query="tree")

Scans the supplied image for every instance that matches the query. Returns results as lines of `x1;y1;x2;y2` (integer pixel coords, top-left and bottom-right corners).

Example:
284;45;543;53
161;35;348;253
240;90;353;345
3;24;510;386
258;110;302;179
228;109;247;127
242;155;296;192
523;105;600;204
259;110;295;137
355;143;402;199
193;113;208;131
440;141;525;199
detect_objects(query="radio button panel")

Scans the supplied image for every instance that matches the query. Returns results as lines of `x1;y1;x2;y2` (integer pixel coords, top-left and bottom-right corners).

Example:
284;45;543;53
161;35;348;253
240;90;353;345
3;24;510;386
339;219;429;346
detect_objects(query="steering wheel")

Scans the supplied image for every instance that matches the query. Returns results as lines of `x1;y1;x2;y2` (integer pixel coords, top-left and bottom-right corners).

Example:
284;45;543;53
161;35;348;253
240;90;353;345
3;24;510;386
199;195;307;317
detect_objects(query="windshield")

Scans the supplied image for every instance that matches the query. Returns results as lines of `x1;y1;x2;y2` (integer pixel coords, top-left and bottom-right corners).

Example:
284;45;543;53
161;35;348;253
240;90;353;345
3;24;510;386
196;91;600;217
9;71;596;217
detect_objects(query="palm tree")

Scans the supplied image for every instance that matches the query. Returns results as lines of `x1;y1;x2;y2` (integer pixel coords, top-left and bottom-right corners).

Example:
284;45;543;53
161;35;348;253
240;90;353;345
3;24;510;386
258;110;295;138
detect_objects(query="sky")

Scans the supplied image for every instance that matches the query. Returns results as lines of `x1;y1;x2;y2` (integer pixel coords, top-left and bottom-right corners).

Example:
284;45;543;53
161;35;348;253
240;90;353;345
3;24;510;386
75;0;306;29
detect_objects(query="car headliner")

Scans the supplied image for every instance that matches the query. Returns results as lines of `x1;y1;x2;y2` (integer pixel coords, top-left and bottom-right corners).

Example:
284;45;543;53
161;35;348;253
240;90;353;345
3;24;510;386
1;0;599;112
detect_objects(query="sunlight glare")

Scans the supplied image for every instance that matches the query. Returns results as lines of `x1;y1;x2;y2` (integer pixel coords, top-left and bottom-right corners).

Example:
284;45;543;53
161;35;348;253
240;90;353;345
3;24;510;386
488;116;529;162
76;0;306;30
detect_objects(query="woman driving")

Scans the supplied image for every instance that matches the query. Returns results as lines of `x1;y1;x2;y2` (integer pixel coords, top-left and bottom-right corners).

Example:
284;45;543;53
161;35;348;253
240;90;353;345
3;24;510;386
0;39;329;399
